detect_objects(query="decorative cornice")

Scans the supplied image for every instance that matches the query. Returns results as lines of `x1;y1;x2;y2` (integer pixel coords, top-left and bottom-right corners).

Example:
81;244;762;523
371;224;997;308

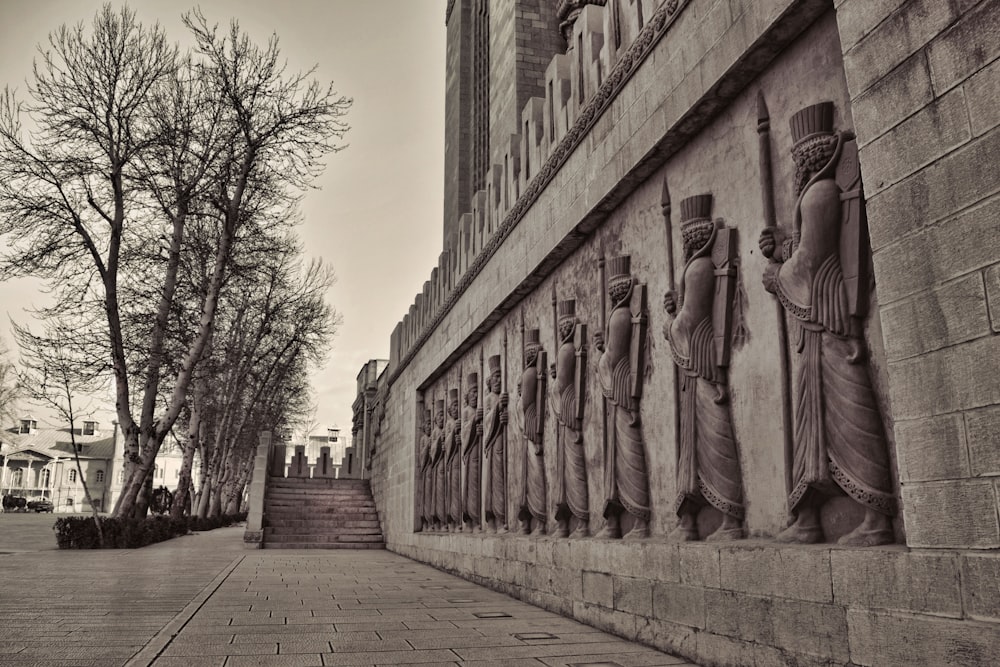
390;0;685;389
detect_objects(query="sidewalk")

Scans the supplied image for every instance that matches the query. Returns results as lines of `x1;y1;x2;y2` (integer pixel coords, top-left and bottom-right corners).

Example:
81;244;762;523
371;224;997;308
0;524;698;667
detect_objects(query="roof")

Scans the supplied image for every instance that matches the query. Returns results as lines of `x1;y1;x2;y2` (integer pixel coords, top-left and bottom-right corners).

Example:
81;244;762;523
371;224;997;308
0;426;116;461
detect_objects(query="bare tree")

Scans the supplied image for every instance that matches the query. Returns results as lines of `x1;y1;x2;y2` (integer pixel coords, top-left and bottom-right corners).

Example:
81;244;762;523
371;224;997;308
0;5;351;518
0;338;19;427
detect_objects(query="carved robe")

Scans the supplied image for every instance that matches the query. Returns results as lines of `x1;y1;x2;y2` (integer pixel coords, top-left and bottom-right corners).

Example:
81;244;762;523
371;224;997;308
431;423;447;524
597;284;651;522
667;252;744;520
553;329;588;525
446;411;462;525
768;147;894;517
462;404;482;525
518;360;546;526
419;427;434;526
482;390;506;524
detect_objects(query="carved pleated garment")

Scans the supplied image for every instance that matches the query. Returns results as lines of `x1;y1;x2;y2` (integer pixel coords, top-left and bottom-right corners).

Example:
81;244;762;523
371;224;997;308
482;395;506;523
556;382;589;521
448;446;462;523
462;414;482;523
673;319;744;519
599;353;651;521
784;254;895;516
520;402;547;522
434;454;447;522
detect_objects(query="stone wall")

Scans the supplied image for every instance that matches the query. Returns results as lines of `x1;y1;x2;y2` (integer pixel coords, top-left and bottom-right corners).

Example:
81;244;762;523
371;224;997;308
368;1;1000;665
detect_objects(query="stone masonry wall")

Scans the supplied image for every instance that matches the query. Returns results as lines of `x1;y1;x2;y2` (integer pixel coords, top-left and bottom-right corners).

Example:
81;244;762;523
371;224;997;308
369;1;1000;665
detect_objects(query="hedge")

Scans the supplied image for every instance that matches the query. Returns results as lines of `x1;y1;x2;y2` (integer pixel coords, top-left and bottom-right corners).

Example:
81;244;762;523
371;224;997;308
54;512;248;549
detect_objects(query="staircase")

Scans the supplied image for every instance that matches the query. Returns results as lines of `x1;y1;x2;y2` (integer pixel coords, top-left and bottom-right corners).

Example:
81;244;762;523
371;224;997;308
262;477;385;549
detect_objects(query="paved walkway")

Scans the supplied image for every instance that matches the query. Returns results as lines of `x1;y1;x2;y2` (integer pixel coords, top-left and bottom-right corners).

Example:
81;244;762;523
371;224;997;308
0;518;697;667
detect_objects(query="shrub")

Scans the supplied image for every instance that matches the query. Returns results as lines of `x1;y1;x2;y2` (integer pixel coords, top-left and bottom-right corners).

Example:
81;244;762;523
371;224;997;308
54;512;247;549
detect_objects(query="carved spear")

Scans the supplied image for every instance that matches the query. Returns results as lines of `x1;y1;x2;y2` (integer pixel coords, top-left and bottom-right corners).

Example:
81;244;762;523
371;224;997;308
757;90;794;498
457;370;463;527
598;244;609;497
662;177;681;465
502;327;509;530
479;346;485;528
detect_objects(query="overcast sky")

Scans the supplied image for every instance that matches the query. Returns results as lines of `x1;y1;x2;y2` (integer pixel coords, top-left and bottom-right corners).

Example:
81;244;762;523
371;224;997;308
0;1;447;436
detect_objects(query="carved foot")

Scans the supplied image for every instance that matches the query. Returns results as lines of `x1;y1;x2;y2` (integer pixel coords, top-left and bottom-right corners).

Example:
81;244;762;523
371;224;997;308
552;522;569;538
667;524;698;542
496;525;508;535
705;525;744;542
531;522;546;537
594;524;621;539
775;521;823;544
623;521;649;540
569;524;589;539
838;511;893;547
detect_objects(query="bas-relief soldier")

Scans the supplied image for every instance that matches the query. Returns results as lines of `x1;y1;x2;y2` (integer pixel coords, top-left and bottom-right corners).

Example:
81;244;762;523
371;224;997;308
758;101;895;546
461;373;483;532
594;255;652;539
517;329;547;536
482;354;509;533
663;194;745;541
551;299;589;538
431;398;447;531
446;387;463;531
418;407;434;531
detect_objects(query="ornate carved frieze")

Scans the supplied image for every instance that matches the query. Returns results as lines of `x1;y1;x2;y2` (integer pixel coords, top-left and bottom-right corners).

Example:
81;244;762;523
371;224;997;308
758;101;895;547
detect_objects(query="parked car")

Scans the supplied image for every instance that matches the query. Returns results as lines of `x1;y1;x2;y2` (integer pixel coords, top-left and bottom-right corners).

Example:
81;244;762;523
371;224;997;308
27;499;54;513
2;495;27;512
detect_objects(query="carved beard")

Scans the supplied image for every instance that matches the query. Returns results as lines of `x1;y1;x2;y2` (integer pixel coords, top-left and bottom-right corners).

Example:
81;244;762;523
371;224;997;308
792;135;838;196
466;389;478;409
490;372;501;394
609;280;631;305
448;402;459;419
682;220;714;262
559;321;574;342
525;347;538;367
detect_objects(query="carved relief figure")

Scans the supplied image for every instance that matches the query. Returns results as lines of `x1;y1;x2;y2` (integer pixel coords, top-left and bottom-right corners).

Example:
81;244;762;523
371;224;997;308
461;373;483;532
431;398;447;531
482;354;509;533
446;387;463;531
550;299;589;538
663;194;745;541
594;255;651;539
517;328;547;535
418;407;434;531
758;102;895;546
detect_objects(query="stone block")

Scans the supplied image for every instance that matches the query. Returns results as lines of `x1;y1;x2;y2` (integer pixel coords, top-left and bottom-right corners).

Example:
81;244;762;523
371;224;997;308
652;582;706;629
961;553;1000;621
888;335;1000;419
641;541;681;583
901;480;1000;548
966;403;1000;475
830;550;962;617
847;610;1000;666
860;87;971;194
927;0;1000;93
986;263;1000;333
718;544;833;602
704;589;774;644
842;0;956;96
866;127;1000;253
581;570;614;609
879;272;990;358
635;616;699;659
770;599;849;662
965;57;1000;137
571;600;639;640
694;631;758;667
834;0;908;52
851;50;933;146
894;412;971;481
677;543;721;589
612;575;652;616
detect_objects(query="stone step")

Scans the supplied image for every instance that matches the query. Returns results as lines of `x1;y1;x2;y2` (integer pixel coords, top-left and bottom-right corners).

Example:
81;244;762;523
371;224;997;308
267;479;371;488
264;503;377;512
263;532;385;543
264;518;381;528
263;541;385;550
264;527;383;537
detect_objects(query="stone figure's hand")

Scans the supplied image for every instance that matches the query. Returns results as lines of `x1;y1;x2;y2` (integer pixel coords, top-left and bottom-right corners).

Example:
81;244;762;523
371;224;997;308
758;227;784;259
663;290;677;315
762;262;779;294
593;331;605;352
477;406;483;422
549;362;557;380
516;378;522;396
477;422;483;437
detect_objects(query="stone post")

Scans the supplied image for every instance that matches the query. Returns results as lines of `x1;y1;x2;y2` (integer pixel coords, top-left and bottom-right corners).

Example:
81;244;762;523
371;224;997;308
243;430;271;549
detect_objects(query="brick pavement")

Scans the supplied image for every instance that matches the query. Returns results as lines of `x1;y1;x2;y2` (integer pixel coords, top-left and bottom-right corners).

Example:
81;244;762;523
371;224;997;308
0;519;698;666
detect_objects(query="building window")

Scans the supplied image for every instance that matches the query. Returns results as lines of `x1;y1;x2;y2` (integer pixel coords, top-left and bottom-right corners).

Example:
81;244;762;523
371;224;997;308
68;469;77;483
83;421;96;435
12;469;23;486
155;466;162;479
95;470;105;483
18;419;36;434
66;498;74;507
41;469;51;487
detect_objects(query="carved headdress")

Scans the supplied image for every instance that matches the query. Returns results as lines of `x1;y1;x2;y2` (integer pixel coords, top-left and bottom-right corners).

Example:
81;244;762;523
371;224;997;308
488;354;501;374
608;255;632;291
466;372;478;388
790;101;838;195
448;387;459;406
680;194;714;258
435;399;445;418
525;328;541;366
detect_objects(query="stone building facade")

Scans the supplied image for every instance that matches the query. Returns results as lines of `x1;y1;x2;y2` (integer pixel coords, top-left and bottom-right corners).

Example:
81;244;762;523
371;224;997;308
366;1;1000;665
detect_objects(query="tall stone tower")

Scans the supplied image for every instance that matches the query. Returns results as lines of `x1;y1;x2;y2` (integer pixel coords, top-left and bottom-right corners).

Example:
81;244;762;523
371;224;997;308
442;0;562;246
